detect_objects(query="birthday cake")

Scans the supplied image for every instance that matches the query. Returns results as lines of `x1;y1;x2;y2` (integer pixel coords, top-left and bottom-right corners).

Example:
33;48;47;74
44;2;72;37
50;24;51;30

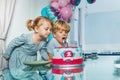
51;46;84;80
52;46;83;65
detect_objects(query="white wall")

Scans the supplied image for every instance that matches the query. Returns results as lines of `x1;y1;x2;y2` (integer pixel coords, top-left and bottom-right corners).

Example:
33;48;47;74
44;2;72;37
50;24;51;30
83;0;120;52
87;0;120;14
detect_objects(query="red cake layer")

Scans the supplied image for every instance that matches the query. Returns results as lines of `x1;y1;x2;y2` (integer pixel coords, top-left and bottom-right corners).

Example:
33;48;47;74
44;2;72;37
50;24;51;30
52;58;83;65
52;68;83;74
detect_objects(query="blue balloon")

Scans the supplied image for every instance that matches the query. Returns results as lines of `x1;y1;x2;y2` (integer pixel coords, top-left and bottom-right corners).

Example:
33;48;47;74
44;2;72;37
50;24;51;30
41;6;50;17
51;17;57;22
41;7;47;17
41;6;58;22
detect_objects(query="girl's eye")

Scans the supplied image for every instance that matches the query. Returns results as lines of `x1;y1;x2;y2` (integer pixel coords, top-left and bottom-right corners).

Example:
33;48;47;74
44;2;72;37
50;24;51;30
59;31;62;33
44;28;48;30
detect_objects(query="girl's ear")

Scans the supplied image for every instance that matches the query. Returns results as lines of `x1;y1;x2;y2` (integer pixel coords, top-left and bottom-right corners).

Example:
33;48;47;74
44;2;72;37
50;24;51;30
34;26;39;32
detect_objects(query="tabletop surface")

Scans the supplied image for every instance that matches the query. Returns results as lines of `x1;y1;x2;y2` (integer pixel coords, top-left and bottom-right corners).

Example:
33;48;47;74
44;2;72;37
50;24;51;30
23;56;120;80
83;56;120;80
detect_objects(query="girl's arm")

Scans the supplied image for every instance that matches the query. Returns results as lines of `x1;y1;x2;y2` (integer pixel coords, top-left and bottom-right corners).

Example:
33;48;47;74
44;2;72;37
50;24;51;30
39;41;49;61
3;34;26;59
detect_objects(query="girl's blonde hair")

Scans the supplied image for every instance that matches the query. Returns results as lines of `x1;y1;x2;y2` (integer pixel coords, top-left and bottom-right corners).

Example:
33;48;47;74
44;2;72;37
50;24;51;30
52;20;70;33
26;16;53;31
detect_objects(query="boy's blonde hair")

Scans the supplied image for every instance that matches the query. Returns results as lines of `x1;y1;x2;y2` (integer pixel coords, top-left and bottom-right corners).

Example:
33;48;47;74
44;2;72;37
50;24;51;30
52;20;70;34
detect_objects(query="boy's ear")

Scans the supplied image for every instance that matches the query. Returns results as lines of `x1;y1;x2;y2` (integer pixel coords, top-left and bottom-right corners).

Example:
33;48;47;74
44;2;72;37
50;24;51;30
53;33;56;38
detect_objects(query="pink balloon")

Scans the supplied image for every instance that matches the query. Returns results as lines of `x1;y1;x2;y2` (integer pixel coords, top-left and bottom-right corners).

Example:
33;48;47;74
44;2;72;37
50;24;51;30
60;5;72;21
66;0;71;3
50;2;59;10
58;0;69;8
51;0;58;2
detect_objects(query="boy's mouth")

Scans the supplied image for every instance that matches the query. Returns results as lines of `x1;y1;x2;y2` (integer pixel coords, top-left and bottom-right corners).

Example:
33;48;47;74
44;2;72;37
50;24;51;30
62;37;66;42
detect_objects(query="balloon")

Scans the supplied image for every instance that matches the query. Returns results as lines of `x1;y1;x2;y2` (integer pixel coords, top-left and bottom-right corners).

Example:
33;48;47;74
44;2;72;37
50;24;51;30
57;14;61;19
50;2;59;10
50;7;63;20
54;11;60;16
76;0;81;6
92;0;96;3
41;6;48;17
70;0;77;5
57;14;63;21
60;5;72;21
50;7;56;12
51;0;58;2
67;0;71;3
41;6;58;22
58;0;69;8
70;0;81;6
87;0;96;4
50;7;60;17
47;9;56;21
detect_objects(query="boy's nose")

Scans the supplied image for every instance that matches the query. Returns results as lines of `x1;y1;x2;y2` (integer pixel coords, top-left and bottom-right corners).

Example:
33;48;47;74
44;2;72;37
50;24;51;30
63;32;67;36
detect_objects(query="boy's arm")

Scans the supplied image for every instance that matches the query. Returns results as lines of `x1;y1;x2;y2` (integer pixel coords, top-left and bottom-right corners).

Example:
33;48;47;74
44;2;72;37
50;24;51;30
48;53;53;60
46;39;55;60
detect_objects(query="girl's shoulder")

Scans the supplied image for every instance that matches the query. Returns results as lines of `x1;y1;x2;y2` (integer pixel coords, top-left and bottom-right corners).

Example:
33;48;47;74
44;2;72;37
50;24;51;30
20;33;32;37
16;33;32;43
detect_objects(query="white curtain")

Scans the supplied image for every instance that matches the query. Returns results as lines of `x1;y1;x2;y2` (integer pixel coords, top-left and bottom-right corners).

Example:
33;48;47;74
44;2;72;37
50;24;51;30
0;0;16;72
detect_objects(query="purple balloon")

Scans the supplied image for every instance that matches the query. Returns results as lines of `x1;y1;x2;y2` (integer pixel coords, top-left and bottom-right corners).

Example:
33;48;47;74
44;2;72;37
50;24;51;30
92;0;96;3
57;14;61;19
51;7;60;17
54;11;59;16
50;7;56;12
70;0;77;5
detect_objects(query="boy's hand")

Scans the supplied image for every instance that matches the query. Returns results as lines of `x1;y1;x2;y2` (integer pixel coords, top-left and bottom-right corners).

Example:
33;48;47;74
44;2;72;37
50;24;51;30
48;53;52;60
46;60;52;68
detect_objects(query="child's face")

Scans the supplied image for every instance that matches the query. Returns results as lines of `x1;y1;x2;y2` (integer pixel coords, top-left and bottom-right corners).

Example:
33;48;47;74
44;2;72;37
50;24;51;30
54;30;68;45
36;22;52;39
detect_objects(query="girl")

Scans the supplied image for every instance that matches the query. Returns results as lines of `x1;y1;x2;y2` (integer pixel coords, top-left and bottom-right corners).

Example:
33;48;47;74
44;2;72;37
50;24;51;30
3;16;53;80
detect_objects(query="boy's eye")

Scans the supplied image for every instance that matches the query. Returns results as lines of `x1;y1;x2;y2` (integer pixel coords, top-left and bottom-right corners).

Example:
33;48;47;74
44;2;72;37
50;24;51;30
65;31;68;33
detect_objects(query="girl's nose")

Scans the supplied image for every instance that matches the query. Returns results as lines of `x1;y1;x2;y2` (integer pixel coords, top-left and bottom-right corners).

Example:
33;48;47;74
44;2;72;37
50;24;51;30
48;29;51;33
